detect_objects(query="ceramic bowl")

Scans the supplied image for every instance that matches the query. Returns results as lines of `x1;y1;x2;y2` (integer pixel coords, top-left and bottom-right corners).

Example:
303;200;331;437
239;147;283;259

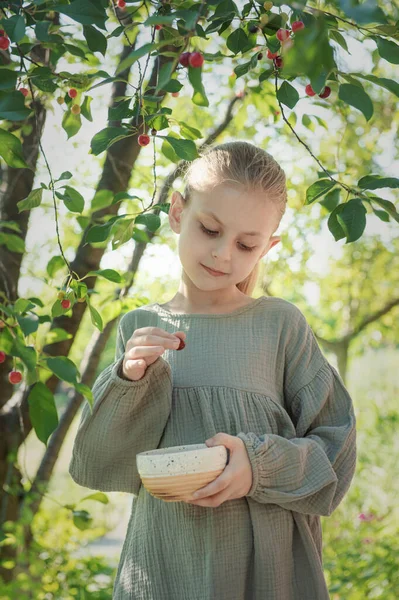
136;443;228;502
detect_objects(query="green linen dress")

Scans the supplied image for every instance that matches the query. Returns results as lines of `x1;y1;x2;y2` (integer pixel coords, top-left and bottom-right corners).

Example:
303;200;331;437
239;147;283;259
69;296;357;599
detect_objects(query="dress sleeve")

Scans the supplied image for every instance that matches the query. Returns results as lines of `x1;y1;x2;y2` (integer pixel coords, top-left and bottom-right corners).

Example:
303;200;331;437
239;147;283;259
68;314;172;495
236;309;357;517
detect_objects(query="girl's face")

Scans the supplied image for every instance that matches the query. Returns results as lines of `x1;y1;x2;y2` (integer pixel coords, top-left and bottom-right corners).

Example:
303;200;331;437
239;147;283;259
169;183;281;299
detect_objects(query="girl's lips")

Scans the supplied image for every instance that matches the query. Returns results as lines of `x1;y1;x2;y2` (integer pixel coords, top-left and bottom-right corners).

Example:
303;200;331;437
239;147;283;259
201;264;227;276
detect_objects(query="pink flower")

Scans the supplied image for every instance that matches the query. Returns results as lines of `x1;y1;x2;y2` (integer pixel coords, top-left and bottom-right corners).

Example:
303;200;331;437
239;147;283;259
362;537;373;544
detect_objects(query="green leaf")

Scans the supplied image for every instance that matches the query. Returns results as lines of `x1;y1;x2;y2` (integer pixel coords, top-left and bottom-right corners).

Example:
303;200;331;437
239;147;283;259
368;197;399;223
81;95;93;122
0;129;30;169
277;81;299;109
339;0;387;25
305;179;336;205
226;28;250;55
115;43;157;75
83;24;107;56
162;79;183;93
45;328;73;346
85;269;122;283
350;72;399;98
74;382;94;408
85;215;123;243
373;208;390;222
336;199;367;242
79;492;109;504
111;218;135;250
72;509;93;530
51;1;107;30
17;189;43;213
373;36;399;65
62;109;82;139
338;83;373;121
163;136;198;161
2;15;26;43
0;69;19;90
0;232;25;253
87;300;103;332
178;122;203;141
29;67;57;93
329;29;350;53
10;338;37;371
319;188;340;212
55;186;84;213
0;91;31;121
234;61;251;78
27;382;59;446
358;175;399;190
46;357;79;385
17;314;39;336
155;61;175;93
91;189;114;211
134;213;161;233
187;65;209;107
46;256;65;278
90;127;133;156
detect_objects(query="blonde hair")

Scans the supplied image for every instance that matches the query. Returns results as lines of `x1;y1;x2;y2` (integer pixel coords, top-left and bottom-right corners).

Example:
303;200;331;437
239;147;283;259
180;141;287;296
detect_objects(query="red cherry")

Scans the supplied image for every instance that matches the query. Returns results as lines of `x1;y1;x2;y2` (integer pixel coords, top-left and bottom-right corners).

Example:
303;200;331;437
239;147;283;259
274;56;283;68
138;134;151;146
0;29;5;36
0;351;6;363
276;29;290;42
0;36;10;50
305;84;316;97
117;0;126;7
179;52;191;67
19;88;29;97
292;21;305;33
176;339;186;351
9;370;23;385
61;299;71;309
267;49;279;59
155;24;162;30
188;52;204;68
319;86;331;99
68;88;77;98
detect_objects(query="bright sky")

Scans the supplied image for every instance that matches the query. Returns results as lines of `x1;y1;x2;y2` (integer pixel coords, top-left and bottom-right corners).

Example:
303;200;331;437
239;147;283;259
18;16;398;305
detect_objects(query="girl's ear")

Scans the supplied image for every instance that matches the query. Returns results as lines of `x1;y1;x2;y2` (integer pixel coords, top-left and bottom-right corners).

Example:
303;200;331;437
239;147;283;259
169;191;185;232
260;236;280;259
269;235;281;250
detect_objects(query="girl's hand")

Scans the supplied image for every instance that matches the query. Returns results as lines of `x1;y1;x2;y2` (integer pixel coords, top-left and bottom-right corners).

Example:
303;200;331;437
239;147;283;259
122;327;186;381
183;433;253;508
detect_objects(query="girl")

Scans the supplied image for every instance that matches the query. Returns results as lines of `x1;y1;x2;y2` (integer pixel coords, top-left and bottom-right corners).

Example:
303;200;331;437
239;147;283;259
69;141;357;599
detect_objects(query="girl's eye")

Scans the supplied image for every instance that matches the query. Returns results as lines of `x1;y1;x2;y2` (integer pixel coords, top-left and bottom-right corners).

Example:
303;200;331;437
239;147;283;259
199;224;255;252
